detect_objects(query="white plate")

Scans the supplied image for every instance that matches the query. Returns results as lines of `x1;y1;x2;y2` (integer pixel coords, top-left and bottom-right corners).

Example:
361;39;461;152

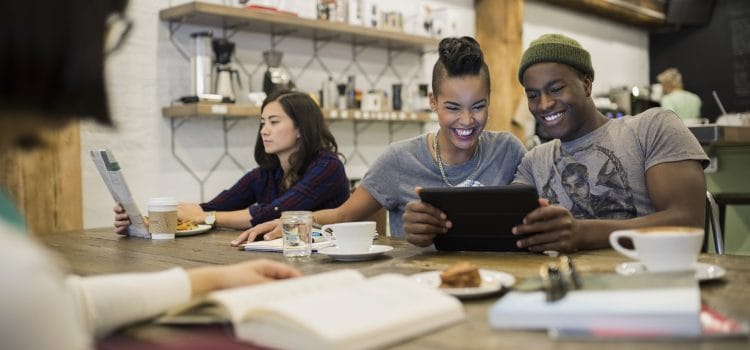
615;261;726;281
410;269;516;299
318;244;393;261
175;224;212;237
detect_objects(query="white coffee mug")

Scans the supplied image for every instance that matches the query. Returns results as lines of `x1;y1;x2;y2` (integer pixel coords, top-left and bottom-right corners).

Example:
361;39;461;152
321;221;375;253
609;226;704;272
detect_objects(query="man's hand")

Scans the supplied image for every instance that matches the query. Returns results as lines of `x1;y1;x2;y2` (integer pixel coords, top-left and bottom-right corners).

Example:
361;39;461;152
230;219;282;246
403;187;452;247
512;199;582;253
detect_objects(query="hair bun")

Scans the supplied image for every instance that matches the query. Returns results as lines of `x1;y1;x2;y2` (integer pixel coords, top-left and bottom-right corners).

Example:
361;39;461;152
438;37;483;75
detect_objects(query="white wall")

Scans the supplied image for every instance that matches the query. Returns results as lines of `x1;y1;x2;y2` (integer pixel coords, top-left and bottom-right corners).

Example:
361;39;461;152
81;0;650;229
523;1;650;96
81;0;475;228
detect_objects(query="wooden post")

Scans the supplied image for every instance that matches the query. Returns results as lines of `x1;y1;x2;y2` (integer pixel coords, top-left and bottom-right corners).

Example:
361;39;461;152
0;122;83;234
475;0;525;138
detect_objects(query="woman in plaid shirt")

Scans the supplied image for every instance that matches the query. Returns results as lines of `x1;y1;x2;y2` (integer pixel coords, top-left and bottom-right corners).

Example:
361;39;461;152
115;91;349;234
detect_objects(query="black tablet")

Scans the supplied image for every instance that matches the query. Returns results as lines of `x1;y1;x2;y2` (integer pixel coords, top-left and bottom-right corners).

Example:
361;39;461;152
418;185;539;252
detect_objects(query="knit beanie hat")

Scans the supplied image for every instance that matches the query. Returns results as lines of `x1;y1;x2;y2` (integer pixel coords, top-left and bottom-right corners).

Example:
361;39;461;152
518;33;594;83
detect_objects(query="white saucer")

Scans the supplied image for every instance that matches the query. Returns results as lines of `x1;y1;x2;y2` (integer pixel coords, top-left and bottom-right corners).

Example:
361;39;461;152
410;269;516;299
175;224;212;237
615;261;726;281
318;244;393;261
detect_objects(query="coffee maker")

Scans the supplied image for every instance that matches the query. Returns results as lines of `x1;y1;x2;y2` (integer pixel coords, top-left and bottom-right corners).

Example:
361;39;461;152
212;38;242;103
181;31;223;103
262;50;295;95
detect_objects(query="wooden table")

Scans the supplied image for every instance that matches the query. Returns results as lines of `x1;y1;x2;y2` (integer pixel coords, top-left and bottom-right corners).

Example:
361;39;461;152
40;228;750;350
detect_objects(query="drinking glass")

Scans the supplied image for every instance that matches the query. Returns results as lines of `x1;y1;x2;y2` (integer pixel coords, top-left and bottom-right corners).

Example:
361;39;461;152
281;211;313;258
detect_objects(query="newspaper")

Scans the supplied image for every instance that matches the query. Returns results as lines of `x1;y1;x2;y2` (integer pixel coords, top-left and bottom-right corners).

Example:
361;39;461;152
90;149;149;238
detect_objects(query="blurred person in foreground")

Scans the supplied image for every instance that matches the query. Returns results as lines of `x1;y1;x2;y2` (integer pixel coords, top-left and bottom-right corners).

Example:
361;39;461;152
403;34;709;253
0;1;300;349
657;67;702;122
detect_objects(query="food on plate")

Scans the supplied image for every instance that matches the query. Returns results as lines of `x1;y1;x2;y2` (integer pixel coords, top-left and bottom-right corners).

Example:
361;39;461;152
439;261;481;288
176;219;198;231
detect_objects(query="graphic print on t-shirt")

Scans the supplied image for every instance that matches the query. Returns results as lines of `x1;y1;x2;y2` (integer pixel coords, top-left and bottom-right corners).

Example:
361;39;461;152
542;144;637;219
456;179;484;187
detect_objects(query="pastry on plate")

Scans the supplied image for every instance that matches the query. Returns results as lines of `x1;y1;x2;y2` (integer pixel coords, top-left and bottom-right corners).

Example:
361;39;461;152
439;261;481;288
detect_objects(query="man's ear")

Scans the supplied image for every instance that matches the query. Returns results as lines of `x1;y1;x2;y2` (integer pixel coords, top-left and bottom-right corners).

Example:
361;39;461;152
429;92;437;111
583;75;593;97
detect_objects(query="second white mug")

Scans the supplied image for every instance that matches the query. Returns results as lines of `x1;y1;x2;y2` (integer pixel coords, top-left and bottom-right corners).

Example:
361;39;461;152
609;226;703;272
321;221;375;253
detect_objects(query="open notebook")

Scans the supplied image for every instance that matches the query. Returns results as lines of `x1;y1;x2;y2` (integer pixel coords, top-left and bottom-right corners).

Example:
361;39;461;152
90;149;149;238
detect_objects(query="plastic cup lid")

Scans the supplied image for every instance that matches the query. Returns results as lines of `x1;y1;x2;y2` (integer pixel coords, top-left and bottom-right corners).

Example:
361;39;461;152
148;197;178;206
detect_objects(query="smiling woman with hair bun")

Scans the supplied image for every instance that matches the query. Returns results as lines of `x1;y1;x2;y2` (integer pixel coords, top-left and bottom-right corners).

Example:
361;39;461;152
231;36;527;246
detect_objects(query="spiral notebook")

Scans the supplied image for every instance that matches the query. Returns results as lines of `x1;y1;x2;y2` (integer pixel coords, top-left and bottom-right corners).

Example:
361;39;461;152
241;237;334;252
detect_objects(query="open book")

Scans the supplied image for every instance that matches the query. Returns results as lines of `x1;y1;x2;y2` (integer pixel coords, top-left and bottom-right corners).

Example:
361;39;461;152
489;271;702;336
159;269;465;349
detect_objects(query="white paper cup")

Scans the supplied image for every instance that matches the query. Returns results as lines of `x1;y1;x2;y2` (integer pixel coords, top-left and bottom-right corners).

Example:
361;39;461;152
322;221;375;253
148;197;178;239
609;226;703;272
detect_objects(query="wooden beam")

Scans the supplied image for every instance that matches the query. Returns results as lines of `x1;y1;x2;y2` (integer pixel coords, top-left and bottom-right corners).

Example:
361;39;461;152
476;0;525;138
536;0;667;28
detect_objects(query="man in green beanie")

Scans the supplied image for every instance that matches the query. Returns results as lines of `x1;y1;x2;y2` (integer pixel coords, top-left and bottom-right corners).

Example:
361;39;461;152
403;33;709;253
509;33;709;252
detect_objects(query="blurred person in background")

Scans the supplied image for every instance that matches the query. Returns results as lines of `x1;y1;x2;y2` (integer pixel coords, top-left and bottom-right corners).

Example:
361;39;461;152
657;67;702;122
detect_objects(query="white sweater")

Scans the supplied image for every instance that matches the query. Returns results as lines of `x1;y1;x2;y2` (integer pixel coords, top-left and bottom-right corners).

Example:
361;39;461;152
0;220;191;350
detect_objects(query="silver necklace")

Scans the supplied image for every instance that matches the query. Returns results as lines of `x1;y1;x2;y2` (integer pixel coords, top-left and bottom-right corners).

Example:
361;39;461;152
433;130;482;187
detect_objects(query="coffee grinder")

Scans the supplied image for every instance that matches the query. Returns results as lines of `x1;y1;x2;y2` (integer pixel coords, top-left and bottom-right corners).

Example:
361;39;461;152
212;38;242;103
262;50;295;95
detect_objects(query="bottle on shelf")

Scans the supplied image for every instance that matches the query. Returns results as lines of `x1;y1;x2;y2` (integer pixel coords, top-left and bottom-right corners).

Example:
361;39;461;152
355;89;362;109
321;76;338;109
337;83;347;110
415;83;431;112
392;83;403;111
345;75;356;109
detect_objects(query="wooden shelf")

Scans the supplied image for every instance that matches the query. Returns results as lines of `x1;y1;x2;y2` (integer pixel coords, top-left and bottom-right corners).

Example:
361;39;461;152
160;2;438;123
162;103;260;118
159;1;439;53
162;103;434;123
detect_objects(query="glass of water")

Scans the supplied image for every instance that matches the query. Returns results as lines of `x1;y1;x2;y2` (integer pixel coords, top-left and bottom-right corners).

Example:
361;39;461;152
281;211;313;258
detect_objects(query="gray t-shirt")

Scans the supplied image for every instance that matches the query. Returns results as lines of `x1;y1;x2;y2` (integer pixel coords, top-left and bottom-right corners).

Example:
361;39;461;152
362;131;526;237
514;108;709;219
